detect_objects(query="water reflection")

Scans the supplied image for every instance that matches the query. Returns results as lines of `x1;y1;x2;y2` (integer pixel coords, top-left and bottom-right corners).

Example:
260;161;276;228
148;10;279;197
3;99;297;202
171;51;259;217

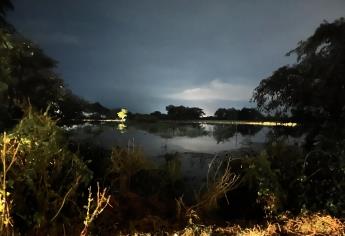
117;123;127;133
129;122;208;138
237;125;263;136
65;121;270;156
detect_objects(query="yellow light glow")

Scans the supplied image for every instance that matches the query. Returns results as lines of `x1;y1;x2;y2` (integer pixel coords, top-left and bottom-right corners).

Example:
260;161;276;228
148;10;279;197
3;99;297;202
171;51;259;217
117;123;127;133
225;121;297;127
117;108;127;122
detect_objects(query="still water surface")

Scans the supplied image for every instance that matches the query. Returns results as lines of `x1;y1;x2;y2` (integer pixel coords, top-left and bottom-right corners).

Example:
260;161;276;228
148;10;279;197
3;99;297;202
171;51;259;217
65;121;299;183
66;122;272;156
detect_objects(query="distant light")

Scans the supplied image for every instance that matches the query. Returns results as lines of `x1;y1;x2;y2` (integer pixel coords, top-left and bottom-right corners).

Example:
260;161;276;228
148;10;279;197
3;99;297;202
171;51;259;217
117;108;128;122
209;121;298;127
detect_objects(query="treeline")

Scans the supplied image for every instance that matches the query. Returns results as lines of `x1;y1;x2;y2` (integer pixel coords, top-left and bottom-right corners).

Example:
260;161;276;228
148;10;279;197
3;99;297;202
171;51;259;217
213;107;264;121
128;105;267;121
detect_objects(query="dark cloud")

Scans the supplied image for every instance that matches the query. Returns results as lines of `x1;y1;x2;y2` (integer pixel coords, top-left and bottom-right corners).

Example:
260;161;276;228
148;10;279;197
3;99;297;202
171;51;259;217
8;0;345;115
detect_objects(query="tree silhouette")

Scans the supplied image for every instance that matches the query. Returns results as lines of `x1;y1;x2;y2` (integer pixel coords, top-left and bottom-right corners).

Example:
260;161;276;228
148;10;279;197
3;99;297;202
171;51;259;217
214;108;238;120
253;18;345;123
166;105;205;120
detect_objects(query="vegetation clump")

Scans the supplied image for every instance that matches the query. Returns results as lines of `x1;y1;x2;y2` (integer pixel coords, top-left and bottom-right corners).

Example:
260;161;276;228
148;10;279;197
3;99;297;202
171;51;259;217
0;109;93;234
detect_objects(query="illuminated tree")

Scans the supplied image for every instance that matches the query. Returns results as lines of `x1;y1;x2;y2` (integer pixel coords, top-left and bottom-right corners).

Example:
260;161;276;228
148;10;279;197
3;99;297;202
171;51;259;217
117;108;127;121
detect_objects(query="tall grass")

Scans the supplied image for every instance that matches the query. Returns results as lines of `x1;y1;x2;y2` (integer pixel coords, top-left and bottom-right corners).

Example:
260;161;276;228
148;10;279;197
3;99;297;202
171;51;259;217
108;146;151;192
0;133;19;234
196;157;239;212
176;157;240;225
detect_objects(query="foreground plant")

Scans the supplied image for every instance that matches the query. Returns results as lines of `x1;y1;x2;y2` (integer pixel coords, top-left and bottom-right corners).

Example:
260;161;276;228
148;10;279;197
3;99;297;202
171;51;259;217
195;157;239;213
81;183;111;236
6;109;92;233
283;213;345;235
0;133;19;233
108;146;151;192
171;213;345;236
176;157;240;224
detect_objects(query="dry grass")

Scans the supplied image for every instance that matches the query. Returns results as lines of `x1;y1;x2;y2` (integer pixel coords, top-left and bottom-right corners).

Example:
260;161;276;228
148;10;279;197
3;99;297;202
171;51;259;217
80;183;111;236
96;213;344;235
175;157;239;226
172;213;345;236
179;226;212;236
196;157;240;212
236;224;280;236
283;213;345;235
0;133;19;233
110;146;151;192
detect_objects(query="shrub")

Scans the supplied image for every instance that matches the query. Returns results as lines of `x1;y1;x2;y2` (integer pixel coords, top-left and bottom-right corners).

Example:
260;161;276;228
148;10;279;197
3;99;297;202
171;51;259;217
240;151;284;218
106;147;151;193
2;109;92;234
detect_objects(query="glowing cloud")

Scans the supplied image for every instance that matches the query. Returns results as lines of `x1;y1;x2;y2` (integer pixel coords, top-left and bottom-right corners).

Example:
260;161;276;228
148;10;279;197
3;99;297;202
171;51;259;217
167;79;253;101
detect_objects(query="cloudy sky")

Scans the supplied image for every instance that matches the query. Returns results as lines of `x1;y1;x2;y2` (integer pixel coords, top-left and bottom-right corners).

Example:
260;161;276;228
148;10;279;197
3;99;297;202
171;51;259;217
8;0;345;115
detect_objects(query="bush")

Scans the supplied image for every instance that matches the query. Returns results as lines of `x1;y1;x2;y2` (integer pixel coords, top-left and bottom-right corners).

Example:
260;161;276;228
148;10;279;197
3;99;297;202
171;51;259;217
1;109;92;234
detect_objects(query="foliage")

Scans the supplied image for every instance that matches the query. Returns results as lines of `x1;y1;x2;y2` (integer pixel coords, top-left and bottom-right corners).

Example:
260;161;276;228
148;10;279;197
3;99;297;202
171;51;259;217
176;157;239;223
214;107;264;121
235;138;345;218
196;157;239;212
3;109;92;233
0;4;112;124
107;147;151;193
161;153;182;184
171;213;345;236
214;108;239;120
240;151;284;218
0;30;66;114
81;183;111;236
150;110;167;120
166;105;205;120
117;108;128;121
251;18;345;215
0;132;18;233
297;140;345;216
253;18;345;123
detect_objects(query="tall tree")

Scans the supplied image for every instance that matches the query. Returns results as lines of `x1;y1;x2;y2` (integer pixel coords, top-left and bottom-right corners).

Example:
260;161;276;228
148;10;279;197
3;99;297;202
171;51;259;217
166;105;205;120
0;1;66;121
253;18;345;123
214;108;238;120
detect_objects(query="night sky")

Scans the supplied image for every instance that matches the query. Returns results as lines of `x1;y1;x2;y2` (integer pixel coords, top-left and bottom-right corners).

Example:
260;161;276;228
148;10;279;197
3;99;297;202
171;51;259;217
8;0;345;115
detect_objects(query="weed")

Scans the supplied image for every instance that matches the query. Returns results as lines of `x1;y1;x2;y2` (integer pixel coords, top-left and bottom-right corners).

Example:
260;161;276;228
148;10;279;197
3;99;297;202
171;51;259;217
0;132;19;234
7;109;92;233
196;157;239;212
80;182;111;236
108;147;151;192
283;213;345;235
